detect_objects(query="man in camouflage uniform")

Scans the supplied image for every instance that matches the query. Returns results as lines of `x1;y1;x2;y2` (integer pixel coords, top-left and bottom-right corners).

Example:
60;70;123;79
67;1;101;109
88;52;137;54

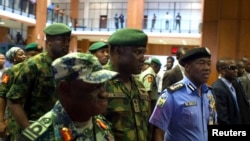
0;42;43;140
5;23;71;140
104;28;151;141
19;52;118;141
88;41;109;66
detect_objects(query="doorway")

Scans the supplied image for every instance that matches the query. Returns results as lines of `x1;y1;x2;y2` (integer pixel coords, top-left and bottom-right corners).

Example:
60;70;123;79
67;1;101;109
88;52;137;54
99;15;107;29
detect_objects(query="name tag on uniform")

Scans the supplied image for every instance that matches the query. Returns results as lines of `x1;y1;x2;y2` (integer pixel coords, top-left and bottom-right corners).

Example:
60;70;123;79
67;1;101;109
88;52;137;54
184;101;197;107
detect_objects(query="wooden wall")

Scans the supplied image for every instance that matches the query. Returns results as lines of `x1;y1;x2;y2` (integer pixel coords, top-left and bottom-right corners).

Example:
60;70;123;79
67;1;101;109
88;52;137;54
202;0;250;85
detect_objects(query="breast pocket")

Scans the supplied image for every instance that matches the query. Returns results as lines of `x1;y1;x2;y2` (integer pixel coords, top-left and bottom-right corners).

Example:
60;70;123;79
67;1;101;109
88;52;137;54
36;73;55;99
179;106;198;128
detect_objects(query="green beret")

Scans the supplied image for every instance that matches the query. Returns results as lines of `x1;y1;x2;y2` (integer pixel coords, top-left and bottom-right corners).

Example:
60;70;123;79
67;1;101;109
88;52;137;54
44;23;71;36
25;42;39;51
151;57;162;66
88;42;108;52
108;28;148;47
180;47;211;66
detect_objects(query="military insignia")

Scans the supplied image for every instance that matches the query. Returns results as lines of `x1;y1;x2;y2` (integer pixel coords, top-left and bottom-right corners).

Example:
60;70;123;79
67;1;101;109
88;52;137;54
157;95;168;107
96;119;107;129
207;94;216;110
1;74;9;84
133;99;140;112
167;83;184;93
61;127;73;141
187;83;195;92
184;101;197;106
147;76;153;82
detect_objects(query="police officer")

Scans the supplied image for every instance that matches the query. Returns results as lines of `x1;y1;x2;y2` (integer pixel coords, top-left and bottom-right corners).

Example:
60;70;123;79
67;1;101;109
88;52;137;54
19;52;118;141
149;47;215;141
88;41;109;66
104;28;150;141
0;42;43;140
6;23;71;139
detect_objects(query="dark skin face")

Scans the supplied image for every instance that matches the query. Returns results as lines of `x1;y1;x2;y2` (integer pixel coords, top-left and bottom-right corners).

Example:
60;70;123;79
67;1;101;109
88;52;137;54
13;49;26;64
185;57;211;87
59;80;108;122
25;50;43;59
46;35;71;60
166;58;174;70
92;47;109;65
236;61;245;77
111;46;146;75
221;60;238;82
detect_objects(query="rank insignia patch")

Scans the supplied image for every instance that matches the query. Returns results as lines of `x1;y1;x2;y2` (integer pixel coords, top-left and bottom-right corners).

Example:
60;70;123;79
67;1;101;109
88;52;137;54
1;74;9;84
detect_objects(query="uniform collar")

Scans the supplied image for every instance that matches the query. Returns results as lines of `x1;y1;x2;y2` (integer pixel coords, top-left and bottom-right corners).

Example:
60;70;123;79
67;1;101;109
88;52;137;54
183;76;209;94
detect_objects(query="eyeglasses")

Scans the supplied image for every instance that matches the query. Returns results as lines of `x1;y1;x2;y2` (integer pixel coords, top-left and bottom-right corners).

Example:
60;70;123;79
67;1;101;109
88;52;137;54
223;66;238;70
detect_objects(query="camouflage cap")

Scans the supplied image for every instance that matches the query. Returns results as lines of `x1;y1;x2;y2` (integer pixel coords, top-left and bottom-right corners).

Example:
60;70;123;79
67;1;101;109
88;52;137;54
25;42;41;51
43;23;71;36
108;28;148;47
151;57;162;66
52;52;118;84
88;42;108;52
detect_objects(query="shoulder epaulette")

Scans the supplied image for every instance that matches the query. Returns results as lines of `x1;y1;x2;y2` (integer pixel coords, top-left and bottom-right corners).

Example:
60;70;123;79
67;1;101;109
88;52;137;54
167;83;185;93
21;111;55;141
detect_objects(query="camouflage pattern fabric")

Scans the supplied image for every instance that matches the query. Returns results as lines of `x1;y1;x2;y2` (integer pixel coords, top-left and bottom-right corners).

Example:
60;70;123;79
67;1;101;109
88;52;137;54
104;63;150;141
25;101;114;141
52;52;117;84
6;52;57;120
0;63;25;141
0;63;24;97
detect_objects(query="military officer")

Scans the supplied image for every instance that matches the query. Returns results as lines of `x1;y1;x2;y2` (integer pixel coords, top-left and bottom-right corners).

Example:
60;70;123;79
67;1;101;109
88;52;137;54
24;42;43;59
6;23;72;140
139;57;162;111
0;42;43;140
149;47;216;141
104;28;150;141
19;52;118;141
88;41;109;66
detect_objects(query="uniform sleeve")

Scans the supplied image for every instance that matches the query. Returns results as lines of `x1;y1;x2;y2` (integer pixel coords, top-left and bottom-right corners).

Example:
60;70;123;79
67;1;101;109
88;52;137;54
0;70;13;97
142;74;155;91
6;62;37;99
149;92;173;131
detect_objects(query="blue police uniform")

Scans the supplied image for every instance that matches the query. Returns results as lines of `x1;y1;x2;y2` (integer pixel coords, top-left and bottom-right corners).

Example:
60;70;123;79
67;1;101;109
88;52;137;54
149;76;213;141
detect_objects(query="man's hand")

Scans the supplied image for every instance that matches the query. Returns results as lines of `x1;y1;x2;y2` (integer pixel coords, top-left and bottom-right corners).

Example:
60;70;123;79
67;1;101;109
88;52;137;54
0;119;9;138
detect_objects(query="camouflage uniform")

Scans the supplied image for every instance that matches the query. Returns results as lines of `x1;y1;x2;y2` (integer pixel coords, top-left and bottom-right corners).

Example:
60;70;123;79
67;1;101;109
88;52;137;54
0;63;25;141
104;64;150;141
6;52;57;140
139;67;158;101
7;52;57;120
20;101;114;141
